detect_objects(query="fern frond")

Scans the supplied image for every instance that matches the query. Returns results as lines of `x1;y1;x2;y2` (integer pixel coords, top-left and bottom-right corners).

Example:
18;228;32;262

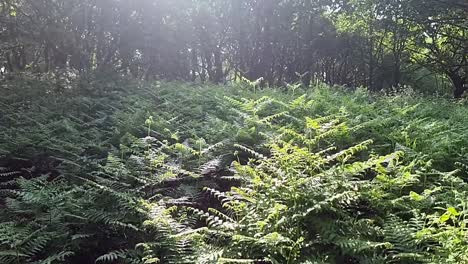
234;144;266;160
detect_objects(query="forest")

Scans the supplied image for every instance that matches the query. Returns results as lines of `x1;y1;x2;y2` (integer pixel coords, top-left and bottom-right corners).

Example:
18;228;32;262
0;0;467;263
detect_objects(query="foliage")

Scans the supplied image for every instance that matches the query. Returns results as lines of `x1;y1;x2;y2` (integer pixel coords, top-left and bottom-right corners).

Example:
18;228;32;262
1;78;468;263
1;0;466;96
188;90;468;263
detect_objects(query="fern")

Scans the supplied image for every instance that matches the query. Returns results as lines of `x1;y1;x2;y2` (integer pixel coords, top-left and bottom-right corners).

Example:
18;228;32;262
2;79;468;263
95;249;130;263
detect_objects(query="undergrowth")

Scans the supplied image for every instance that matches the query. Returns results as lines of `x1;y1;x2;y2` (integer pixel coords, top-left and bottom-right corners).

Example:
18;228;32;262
0;77;467;263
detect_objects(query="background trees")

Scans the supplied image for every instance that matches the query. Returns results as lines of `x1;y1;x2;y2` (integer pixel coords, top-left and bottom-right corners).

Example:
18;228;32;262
403;0;467;97
1;0;466;96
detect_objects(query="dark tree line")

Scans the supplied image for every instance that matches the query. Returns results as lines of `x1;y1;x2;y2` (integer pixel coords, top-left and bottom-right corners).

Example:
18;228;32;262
1;0;467;96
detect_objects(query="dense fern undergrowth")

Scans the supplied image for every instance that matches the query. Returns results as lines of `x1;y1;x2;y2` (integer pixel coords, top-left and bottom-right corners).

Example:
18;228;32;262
0;77;467;264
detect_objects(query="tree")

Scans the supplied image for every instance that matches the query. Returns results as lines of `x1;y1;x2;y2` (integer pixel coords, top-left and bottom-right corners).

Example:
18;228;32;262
403;0;468;97
1;0;466;96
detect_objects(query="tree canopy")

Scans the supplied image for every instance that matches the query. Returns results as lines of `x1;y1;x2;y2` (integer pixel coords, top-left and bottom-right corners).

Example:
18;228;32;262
1;0;467;96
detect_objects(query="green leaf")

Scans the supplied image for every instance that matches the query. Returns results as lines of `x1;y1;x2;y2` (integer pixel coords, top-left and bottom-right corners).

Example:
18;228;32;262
447;207;459;216
409;191;424;201
439;213;450;223
9;6;16;17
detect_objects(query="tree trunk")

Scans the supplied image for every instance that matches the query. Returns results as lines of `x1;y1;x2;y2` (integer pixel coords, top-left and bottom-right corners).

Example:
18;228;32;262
213;48;223;83
368;22;375;91
448;72;467;98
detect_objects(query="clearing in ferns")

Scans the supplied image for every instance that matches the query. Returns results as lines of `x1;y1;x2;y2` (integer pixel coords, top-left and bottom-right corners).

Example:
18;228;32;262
1;0;467;263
